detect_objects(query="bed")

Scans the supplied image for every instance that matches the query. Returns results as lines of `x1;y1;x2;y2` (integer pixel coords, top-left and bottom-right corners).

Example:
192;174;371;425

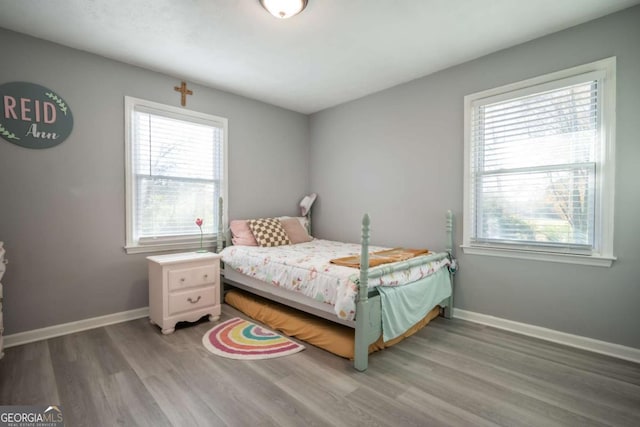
215;198;456;371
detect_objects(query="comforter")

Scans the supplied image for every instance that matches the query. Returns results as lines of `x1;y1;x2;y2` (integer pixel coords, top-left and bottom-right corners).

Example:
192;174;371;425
220;239;450;321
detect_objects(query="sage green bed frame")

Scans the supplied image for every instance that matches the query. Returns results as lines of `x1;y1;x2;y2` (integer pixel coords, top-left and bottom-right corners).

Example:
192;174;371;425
216;198;455;371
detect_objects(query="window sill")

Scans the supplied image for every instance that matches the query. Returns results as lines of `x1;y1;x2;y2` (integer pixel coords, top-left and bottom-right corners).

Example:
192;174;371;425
460;245;615;267
125;242;218;255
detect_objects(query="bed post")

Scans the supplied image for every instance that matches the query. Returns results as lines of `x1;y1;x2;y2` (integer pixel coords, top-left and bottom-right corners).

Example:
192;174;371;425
443;210;454;319
216;196;224;253
354;214;370;371
446;210;453;255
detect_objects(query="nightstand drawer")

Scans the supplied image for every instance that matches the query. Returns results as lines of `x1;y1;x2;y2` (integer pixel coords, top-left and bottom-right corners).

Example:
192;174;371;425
168;265;218;291
168;287;216;315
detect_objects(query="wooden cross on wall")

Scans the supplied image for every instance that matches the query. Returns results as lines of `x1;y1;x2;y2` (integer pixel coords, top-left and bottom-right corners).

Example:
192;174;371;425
174;81;193;106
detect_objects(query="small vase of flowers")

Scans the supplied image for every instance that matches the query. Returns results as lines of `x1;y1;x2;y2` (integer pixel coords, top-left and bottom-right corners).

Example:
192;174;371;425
195;218;206;253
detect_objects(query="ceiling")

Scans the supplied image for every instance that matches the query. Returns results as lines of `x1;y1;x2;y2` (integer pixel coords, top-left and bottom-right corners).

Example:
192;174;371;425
0;0;637;114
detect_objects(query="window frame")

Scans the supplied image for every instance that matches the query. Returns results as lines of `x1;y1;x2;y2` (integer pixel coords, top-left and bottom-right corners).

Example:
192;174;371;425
462;57;616;267
124;96;228;254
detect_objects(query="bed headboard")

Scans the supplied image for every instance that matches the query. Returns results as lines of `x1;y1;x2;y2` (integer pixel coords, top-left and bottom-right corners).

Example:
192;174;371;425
216;196;225;253
214;196;313;253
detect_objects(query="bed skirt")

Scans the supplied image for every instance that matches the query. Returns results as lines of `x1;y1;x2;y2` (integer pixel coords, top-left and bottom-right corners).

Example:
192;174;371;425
224;289;441;360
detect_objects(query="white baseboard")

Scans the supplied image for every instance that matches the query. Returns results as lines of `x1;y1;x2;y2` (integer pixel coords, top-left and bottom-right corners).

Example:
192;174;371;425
453;308;640;364
4;307;150;349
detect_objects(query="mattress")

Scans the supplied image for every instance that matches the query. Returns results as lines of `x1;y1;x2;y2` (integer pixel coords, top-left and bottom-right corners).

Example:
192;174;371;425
220;239;451;321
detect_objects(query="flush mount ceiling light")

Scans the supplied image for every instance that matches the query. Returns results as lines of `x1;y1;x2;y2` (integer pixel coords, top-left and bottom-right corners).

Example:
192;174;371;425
260;0;308;19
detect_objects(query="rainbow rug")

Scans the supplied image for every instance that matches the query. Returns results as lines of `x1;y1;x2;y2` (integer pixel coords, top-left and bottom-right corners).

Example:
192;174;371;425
202;317;305;360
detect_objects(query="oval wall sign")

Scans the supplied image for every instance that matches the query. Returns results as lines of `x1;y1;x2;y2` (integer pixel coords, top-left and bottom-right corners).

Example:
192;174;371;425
0;82;73;149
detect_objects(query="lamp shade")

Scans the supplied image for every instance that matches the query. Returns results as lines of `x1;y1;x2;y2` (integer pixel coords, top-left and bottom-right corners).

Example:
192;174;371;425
260;0;308;19
299;193;317;216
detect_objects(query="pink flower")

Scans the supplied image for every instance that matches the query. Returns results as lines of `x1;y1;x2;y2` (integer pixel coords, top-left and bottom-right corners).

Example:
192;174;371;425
195;218;204;250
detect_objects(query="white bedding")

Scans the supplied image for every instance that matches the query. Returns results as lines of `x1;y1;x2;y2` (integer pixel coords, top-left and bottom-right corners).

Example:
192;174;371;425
220;239;450;321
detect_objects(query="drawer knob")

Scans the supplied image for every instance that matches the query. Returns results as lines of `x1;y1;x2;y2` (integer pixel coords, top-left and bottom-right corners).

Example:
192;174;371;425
204;274;208;278
187;296;202;304
180;278;185;282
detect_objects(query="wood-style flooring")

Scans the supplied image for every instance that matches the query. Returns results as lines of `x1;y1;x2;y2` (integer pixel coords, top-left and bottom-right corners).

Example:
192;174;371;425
1;304;639;426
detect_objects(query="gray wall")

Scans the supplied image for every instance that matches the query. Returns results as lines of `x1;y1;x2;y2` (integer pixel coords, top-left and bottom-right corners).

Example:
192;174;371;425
309;7;640;349
0;29;309;335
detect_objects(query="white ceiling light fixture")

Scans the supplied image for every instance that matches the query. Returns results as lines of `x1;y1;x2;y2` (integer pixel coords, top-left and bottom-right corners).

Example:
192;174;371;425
260;0;308;19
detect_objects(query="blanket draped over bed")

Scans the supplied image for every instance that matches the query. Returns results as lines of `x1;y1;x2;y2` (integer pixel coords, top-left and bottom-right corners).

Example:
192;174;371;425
329;247;430;268
377;267;451;341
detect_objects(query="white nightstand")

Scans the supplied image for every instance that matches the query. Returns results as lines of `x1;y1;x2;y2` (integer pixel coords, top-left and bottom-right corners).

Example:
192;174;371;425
147;251;222;334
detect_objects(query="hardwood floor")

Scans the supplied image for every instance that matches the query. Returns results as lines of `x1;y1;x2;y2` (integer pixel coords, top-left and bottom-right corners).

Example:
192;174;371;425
1;305;639;426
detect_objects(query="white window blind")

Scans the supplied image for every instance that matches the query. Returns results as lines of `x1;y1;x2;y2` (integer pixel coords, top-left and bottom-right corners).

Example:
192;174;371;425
125;97;227;253
463;58;616;265
472;78;598;251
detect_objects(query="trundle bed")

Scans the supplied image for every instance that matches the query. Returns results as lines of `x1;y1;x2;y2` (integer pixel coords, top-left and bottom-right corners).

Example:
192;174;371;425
215;199;455;371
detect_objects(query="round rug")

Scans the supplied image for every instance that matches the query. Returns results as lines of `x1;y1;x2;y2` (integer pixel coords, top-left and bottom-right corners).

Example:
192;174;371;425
202;317;305;360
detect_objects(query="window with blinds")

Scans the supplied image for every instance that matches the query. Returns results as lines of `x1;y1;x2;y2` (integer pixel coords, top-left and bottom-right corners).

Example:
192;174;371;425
124;97;228;253
463;58;616;265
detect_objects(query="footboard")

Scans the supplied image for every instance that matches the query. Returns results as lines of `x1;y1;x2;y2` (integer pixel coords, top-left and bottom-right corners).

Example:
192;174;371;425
354;211;455;371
